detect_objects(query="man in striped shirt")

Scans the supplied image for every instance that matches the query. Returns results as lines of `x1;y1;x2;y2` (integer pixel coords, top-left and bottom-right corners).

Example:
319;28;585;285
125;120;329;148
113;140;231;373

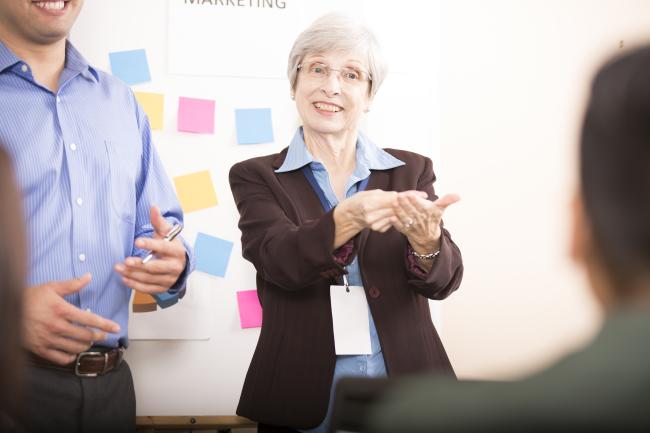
0;1;194;432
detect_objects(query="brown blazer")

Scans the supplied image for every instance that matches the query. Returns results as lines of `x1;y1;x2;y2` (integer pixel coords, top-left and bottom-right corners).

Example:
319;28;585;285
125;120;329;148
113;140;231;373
229;147;463;428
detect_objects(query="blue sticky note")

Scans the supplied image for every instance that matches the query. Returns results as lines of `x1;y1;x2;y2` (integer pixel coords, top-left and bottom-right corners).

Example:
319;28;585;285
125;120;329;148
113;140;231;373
194;233;234;278
109;49;151;85
235;108;274;144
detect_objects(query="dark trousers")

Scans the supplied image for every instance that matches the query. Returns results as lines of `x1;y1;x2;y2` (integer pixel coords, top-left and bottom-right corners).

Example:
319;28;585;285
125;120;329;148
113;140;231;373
19;360;136;433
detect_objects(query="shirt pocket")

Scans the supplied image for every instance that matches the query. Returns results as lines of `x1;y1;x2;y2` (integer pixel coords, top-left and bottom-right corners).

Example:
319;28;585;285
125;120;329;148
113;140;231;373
104;139;137;224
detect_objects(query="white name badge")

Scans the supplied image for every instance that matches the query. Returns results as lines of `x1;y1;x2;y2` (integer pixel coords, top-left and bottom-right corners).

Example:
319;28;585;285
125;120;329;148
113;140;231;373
330;284;372;355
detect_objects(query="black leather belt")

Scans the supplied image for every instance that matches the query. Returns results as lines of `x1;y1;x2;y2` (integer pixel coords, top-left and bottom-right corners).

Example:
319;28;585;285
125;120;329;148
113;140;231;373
29;347;125;377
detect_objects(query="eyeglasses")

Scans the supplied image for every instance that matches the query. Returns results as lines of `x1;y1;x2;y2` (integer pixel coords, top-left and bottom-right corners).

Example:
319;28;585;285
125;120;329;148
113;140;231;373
297;61;372;84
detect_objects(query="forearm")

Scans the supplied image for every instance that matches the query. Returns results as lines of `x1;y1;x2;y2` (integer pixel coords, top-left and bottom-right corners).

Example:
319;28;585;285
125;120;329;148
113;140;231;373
408;226;442;273
231;164;351;290
333;202;363;249
250;210;348;290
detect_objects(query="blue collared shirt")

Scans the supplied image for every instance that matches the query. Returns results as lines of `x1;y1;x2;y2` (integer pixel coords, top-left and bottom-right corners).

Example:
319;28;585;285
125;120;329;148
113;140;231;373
0;41;194;348
277;127;404;432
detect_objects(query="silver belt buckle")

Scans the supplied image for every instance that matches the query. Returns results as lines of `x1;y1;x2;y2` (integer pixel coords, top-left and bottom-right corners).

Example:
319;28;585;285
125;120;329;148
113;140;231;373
74;351;108;377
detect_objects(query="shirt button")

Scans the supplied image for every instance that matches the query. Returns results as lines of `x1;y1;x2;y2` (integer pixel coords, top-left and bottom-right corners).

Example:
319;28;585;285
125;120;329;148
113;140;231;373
369;287;381;299
79;254;86;262
56;96;61;103
21;64;28;73
76;197;83;206
70;143;77;151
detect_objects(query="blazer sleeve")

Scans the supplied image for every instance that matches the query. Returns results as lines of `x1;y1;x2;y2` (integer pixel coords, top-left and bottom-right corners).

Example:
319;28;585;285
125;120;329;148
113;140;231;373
229;160;354;291
404;156;464;300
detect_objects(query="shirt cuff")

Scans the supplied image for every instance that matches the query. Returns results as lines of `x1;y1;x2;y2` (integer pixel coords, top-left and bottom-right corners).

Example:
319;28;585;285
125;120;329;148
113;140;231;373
405;244;430;280
168;233;195;292
151;236;194;308
333;238;356;265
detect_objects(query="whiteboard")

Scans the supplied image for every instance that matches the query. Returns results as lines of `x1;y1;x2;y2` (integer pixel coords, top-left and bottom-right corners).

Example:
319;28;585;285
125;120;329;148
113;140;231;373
70;0;442;416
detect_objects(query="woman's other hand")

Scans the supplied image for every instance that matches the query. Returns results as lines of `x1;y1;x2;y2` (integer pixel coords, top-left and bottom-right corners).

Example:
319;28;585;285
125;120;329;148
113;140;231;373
392;191;460;254
333;189;398;248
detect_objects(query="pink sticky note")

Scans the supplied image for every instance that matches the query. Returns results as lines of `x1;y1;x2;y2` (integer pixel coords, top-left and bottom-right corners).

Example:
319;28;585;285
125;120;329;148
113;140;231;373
236;290;263;329
177;96;215;133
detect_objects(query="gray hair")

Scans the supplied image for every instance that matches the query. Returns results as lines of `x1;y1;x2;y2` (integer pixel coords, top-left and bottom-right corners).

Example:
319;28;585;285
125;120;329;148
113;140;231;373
287;13;387;98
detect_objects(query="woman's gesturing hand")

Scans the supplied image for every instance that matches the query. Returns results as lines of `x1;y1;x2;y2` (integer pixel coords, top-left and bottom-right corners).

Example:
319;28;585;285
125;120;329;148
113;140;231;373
333;189;459;251
392;191;461;254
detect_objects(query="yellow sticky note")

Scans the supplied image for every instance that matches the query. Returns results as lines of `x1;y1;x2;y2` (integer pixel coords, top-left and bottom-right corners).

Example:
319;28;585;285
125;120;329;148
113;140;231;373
173;170;218;213
134;92;164;130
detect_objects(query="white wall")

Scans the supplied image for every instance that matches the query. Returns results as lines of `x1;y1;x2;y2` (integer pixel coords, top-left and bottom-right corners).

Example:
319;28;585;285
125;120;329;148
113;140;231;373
437;0;650;379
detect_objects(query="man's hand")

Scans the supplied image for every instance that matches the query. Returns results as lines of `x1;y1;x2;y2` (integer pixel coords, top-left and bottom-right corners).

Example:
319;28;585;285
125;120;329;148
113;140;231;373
114;206;187;294
23;273;121;365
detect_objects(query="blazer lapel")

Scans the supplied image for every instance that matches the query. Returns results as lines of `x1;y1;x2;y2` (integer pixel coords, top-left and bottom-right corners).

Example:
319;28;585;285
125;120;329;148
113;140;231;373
272;150;326;221
364;169;391;192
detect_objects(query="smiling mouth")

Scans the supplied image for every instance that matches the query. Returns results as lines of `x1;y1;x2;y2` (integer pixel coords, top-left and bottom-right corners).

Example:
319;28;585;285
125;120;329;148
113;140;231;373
33;1;68;11
313;102;343;113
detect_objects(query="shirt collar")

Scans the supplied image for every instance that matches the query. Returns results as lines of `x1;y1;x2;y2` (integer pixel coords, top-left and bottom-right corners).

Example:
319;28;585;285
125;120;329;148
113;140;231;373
356;130;405;170
63;40;99;82
275;127;314;172
0;41;21;73
275;127;405;173
0;39;98;82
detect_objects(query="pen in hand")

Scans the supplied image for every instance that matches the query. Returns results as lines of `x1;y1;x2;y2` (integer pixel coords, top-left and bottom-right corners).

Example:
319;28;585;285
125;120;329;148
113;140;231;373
142;224;183;264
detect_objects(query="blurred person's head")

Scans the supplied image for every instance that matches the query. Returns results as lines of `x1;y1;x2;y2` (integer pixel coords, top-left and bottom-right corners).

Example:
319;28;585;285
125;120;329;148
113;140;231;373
572;46;650;308
0;147;27;420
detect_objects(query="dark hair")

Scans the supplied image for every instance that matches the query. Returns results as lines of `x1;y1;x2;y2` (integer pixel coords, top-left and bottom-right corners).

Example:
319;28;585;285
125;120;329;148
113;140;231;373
580;46;650;289
0;147;26;418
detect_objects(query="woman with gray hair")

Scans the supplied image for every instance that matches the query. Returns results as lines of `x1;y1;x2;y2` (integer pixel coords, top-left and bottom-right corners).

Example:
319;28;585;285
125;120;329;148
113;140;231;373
229;13;463;433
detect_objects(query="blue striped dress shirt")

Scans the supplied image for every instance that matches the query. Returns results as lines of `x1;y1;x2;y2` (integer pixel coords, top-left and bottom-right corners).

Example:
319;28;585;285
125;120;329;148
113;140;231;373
0;40;194;348
277;127;405;433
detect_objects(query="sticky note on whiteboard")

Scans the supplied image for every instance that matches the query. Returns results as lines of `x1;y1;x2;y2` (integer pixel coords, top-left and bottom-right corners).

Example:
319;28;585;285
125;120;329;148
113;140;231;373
173;170;218;213
178;96;215;134
235;108;274;144
194;233;233;278
109;49;151;85
134;92;164;130
237;290;263;328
